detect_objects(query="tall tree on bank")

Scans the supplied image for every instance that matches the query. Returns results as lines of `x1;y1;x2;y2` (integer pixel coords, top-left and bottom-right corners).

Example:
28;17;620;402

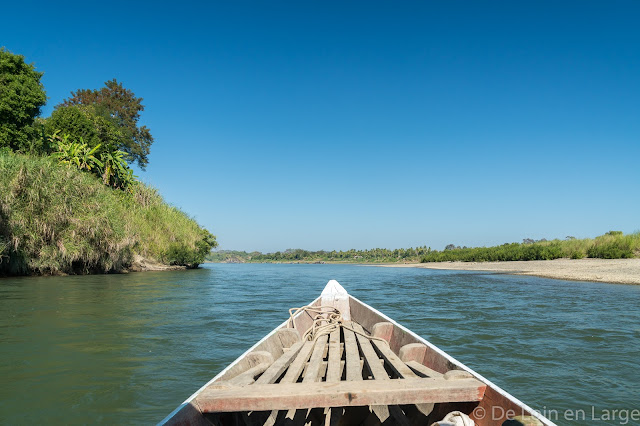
0;48;47;152
59;79;153;168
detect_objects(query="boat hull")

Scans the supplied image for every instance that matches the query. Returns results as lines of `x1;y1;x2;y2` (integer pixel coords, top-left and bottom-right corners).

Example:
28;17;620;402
160;292;554;426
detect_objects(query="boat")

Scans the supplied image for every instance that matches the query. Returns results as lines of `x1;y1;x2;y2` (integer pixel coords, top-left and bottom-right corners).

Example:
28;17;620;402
160;280;554;426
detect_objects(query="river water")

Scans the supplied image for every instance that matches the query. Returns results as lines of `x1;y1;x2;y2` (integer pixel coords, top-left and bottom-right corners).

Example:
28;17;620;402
1;264;639;425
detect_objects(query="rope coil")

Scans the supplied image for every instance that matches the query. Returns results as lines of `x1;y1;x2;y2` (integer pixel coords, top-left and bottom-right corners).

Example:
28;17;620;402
287;305;388;344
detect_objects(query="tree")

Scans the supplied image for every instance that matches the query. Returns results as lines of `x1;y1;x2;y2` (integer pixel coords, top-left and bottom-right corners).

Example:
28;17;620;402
0;48;47;152
59;79;153;168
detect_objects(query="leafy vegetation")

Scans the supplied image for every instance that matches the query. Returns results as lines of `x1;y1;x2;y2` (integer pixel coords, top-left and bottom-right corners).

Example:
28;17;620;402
207;233;640;264
0;49;216;276
420;232;640;263
58;79;154;168
206;250;260;263
0;48;46;153
48;132;136;190
207;247;431;263
0;151;217;275
44;104;124;153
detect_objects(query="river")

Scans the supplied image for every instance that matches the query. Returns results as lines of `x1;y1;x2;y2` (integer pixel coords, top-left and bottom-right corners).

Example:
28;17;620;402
1;264;639;424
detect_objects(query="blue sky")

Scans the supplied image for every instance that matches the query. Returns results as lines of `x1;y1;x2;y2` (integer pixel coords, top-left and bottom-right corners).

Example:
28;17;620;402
3;1;639;252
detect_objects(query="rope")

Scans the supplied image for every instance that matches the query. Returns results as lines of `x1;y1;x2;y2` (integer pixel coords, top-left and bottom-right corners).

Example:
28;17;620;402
287;305;388;344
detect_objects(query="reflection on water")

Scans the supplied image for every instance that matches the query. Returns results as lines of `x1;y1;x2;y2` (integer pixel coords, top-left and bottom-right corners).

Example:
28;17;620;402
1;264;639;424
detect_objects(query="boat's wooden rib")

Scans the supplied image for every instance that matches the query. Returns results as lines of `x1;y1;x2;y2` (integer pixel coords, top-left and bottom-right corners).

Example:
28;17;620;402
195;377;487;413
161;280;556;426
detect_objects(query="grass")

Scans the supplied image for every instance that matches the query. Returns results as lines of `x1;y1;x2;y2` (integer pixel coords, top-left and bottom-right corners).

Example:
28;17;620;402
0;151;216;275
420;231;640;263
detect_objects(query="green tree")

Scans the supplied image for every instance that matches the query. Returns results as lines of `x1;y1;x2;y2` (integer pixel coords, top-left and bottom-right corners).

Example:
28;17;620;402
45;104;123;150
59;79;153;168
0;48;47;152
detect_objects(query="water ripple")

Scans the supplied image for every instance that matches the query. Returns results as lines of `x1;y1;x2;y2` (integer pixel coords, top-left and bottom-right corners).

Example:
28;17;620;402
1;264;639;424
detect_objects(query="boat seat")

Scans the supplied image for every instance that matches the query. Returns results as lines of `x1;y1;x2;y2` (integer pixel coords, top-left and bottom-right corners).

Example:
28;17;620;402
195;321;486;414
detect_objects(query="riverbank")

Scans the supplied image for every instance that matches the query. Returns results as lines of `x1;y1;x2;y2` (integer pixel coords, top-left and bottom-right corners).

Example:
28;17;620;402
377;258;640;285
0;152;216;276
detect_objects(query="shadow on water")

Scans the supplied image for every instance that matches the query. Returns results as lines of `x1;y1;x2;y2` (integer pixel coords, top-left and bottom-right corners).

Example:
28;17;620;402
1;264;639;423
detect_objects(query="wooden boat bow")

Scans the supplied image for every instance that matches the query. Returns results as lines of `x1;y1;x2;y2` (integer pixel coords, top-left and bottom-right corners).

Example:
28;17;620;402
160;280;554;426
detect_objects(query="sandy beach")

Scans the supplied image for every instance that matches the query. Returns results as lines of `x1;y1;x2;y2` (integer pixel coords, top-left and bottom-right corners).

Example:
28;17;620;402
378;258;640;285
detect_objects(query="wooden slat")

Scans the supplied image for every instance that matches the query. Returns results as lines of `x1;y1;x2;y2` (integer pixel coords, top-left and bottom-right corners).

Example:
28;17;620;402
195;377;486;412
351;322;388;380
226;363;271;386
287;335;329;422
303;335;329;383
275;341;314;425
325;328;343;426
342;323;362;381
326;329;342;382
371;333;436;420
281;340;315;383
262;340;316;426
350;322;395;424
405;360;444;378
255;340;305;385
371;340;418;379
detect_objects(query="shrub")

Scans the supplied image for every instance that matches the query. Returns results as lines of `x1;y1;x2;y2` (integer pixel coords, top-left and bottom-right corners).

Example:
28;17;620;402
49;131;136;191
587;233;637;259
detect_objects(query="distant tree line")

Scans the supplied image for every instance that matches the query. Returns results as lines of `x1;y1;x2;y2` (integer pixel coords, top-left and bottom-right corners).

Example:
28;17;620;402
207;231;639;264
207;247;432;263
422;231;639;262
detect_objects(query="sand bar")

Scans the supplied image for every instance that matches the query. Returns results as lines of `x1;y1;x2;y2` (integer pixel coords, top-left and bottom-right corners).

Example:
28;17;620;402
377;258;640;285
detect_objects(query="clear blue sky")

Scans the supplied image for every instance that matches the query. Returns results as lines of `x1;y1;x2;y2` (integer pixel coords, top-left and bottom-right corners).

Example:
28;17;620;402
3;1;639;252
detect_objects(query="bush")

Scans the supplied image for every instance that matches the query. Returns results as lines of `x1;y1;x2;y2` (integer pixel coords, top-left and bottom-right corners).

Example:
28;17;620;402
587;233;638;259
48;131;136;191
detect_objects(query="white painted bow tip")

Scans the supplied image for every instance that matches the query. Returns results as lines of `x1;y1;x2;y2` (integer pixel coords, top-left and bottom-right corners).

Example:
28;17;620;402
321;279;348;297
321;280;350;320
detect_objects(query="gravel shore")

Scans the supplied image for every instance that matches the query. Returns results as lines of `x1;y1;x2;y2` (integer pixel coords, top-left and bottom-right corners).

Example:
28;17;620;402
378;258;640;285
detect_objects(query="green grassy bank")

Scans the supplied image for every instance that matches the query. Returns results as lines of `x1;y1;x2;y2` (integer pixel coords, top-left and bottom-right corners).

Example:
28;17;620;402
420;232;640;263
0;151;216;276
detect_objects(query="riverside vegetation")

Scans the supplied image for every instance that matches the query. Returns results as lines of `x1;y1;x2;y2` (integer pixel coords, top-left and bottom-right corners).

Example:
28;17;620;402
208;232;640;264
0;48;216;276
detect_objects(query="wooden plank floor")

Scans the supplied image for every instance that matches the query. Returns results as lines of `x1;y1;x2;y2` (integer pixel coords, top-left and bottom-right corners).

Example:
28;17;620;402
200;321;485;426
